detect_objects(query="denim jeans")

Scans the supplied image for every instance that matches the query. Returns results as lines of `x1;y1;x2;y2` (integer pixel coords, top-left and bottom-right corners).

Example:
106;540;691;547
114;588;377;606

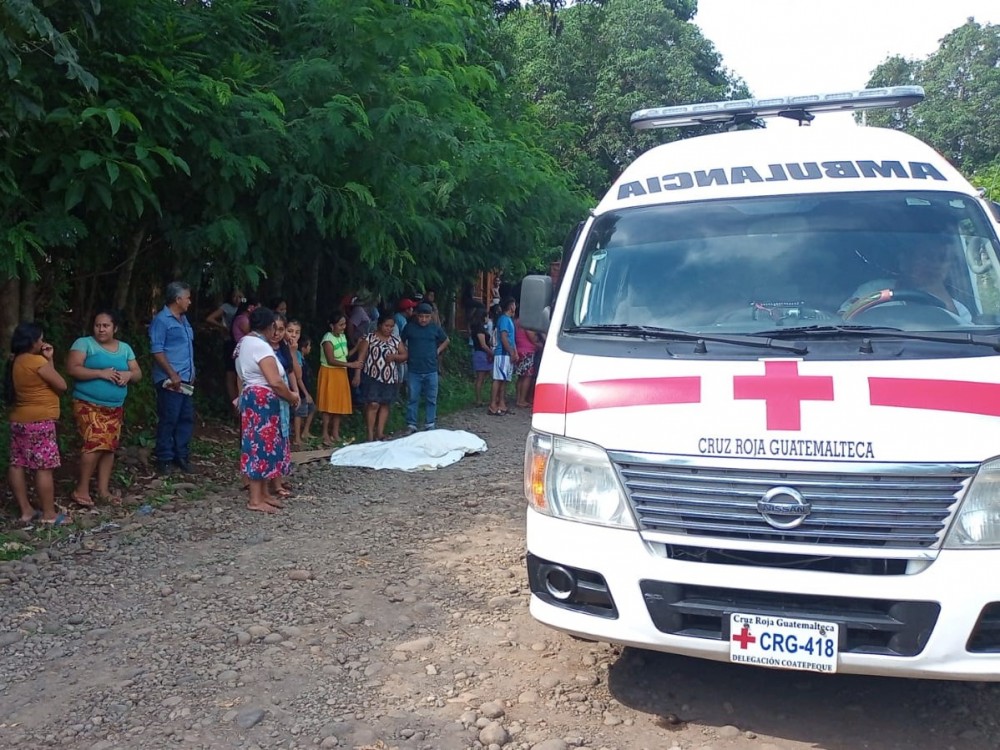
155;386;194;464
406;370;439;428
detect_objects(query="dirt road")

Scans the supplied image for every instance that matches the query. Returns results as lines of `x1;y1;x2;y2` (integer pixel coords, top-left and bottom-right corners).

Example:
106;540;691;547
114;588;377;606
1;407;998;749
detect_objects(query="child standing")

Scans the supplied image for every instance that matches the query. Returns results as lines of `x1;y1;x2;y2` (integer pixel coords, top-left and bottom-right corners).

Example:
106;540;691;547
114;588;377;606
317;312;361;446
269;314;296;499
5;322;70;526
287;323;317;447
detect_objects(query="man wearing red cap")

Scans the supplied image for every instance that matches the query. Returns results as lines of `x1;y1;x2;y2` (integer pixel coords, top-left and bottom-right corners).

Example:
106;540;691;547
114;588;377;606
394;298;417;336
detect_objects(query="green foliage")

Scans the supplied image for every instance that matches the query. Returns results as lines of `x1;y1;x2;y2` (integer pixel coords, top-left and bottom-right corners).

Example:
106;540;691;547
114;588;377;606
1;0;593;330
972;162;1000;203
496;0;746;198
866;20;1000;174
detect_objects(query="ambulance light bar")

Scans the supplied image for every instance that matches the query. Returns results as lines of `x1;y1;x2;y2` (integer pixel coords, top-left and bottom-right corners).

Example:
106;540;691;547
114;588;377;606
630;86;925;130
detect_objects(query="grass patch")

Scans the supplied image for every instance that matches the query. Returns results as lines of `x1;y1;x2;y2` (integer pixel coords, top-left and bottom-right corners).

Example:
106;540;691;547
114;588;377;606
0;534;34;561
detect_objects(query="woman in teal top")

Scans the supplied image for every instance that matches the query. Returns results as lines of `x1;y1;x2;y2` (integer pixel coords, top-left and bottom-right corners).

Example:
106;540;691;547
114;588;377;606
65;309;142;507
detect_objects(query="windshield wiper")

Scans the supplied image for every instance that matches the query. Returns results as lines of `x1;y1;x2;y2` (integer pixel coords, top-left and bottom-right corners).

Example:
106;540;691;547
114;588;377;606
565;324;808;354
751;324;1000;350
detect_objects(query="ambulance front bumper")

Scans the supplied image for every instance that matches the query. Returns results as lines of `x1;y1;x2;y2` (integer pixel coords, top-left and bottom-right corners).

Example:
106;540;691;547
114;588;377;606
526;508;1000;680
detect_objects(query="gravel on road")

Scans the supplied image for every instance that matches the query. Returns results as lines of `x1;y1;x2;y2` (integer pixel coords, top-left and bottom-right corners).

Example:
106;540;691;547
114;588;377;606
2;406;999;750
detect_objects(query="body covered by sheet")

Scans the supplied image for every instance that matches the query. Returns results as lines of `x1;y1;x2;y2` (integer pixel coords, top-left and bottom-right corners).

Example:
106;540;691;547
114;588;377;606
327;429;487;471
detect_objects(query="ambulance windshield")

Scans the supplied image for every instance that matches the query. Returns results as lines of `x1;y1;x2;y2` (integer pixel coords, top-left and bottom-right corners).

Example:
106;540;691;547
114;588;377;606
566;191;1000;336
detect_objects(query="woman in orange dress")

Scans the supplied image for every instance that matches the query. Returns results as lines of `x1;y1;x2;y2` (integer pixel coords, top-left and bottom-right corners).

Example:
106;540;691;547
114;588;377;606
316;312;361;446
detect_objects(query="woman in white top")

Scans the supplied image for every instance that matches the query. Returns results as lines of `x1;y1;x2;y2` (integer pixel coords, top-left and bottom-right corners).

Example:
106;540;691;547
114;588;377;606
235;307;300;513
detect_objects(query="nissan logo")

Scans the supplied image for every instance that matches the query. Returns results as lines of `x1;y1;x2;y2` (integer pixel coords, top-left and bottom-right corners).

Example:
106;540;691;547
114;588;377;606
757;486;811;530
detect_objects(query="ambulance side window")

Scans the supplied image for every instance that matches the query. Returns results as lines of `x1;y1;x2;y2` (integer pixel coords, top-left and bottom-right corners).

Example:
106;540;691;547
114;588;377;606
967;235;1000;323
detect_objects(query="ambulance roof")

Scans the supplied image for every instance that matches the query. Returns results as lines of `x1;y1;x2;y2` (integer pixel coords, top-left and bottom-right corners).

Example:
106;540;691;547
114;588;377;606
596;126;972;216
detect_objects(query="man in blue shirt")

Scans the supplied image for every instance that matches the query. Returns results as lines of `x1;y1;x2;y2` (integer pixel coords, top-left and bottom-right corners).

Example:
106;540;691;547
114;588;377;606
400;302;449;432
149;281;196;473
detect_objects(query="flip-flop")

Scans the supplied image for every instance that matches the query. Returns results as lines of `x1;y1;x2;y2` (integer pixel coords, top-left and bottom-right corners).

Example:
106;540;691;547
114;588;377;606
69;492;95;508
98;491;123;506
17;510;42;528
488;409;507;416
39;512;72;527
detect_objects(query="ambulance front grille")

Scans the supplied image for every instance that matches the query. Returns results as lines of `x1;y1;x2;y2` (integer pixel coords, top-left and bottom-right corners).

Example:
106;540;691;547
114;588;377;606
611;457;973;549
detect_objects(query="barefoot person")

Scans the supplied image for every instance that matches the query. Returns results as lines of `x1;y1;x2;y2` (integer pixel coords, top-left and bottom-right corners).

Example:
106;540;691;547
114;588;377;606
65;309;142;507
4;322;70;526
235;307;300;513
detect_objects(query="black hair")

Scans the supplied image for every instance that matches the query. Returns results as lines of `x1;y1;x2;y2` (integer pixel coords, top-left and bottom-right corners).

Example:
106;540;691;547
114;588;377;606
300;334;312;348
92;308;121;330
328;311;347;327
469;307;486;327
235;295;258;316
268;297;287;311
4;321;44;405
248;306;276;332
377;312;395;327
501;295;516;312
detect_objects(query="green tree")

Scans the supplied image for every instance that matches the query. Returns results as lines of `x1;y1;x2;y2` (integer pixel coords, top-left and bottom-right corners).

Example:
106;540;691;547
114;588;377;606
497;0;745;197
866;20;1000;174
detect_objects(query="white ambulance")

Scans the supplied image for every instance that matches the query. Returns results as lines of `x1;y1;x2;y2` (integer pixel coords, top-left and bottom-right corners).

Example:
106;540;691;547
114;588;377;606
519;87;1000;680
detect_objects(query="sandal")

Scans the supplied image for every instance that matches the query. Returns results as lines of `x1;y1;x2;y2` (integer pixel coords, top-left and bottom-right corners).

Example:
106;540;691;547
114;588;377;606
69;492;95;508
487;409;508;416
39;512;72;527
17;510;41;528
98;491;123;506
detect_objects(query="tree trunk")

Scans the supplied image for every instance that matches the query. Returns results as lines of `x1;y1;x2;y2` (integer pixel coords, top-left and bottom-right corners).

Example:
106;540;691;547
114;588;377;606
0;276;20;358
306;252;320;321
19;277;36;322
115;223;147;318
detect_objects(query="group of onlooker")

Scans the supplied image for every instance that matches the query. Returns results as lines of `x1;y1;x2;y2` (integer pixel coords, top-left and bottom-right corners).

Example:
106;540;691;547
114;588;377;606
4;280;523;521
468;296;542;416
5;309;141;526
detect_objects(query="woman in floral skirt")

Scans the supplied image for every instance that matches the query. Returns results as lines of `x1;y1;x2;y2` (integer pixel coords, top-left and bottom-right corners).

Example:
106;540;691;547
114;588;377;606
235;307;300;513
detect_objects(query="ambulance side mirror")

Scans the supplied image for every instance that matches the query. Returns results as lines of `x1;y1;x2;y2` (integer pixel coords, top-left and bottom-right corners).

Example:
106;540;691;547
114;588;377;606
520;275;552;332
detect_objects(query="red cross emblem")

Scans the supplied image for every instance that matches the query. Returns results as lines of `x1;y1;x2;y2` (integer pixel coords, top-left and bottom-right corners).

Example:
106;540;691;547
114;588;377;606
734;360;834;431
732;625;757;650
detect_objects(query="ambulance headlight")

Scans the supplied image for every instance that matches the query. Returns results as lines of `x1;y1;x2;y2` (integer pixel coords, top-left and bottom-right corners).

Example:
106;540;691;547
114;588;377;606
525;431;636;530
945;458;1000;548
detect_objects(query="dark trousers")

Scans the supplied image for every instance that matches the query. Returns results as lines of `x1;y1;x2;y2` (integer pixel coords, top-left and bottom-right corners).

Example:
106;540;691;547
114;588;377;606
155;387;194;464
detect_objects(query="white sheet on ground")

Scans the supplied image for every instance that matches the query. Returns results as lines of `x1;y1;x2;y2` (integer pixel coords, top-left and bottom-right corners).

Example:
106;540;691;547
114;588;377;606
327;429;487;471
